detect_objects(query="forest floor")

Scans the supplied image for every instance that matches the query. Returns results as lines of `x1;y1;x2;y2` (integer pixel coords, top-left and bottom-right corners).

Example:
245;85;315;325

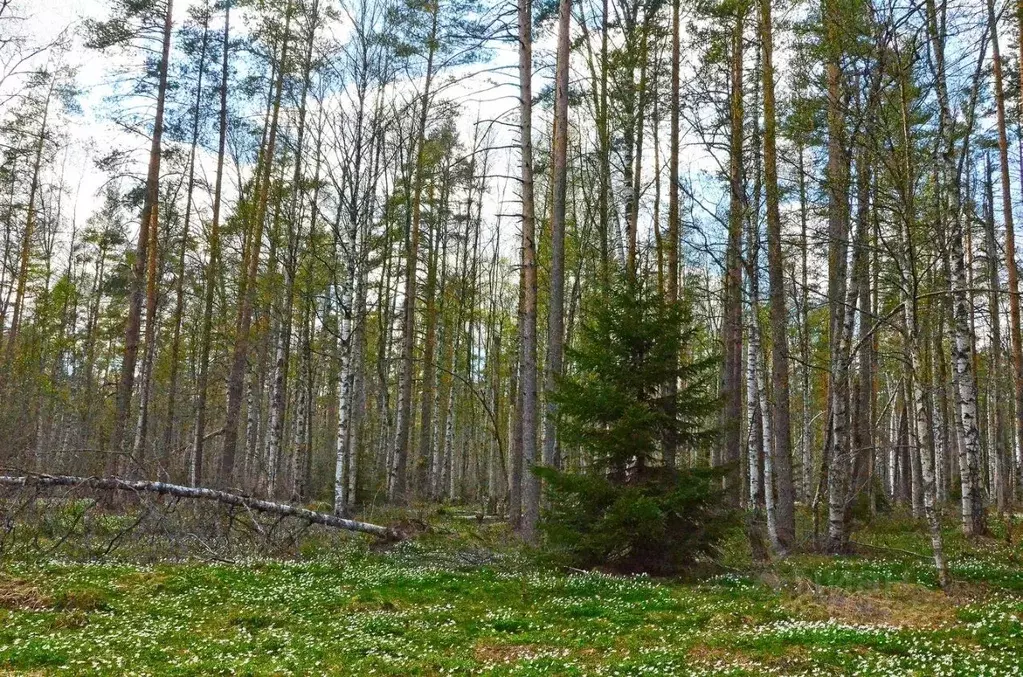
1;508;1023;675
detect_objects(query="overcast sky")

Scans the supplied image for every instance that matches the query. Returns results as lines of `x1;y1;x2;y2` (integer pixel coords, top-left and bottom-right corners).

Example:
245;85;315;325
15;0;532;265
9;0;762;281
18;0;212;238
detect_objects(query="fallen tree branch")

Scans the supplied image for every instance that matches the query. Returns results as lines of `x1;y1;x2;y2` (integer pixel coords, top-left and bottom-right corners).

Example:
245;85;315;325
0;474;402;540
850;539;931;561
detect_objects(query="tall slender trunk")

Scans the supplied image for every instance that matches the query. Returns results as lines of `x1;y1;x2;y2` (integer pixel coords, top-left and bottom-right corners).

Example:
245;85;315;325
434;222;458;499
348;258;368;506
662;0;680;468
110;0;174;468
334;202;355;511
626;23;649;278
759;0;794;548
508;312;522;516
923;0;986;536
849;140;872;509
266;1;318;497
82;234;109;448
130;152;165;466
530;0;571;541
823;0;851;552
4;82;51;368
515;0;539;534
747;68;763;510
755;331;778;547
721;1;745;503
163;7;211;477
747;254;762;511
348;103;383;506
192;1;230;487
439;216;466;499
291;295;310;501
988;0;1023;503
0;156;17;346
899;68;949;587
375;193;397;491
907;309;950;588
798;144;812;501
416;177;445;497
598;0;611;275
389;2;439;503
984;156;1009;509
220;2;292;487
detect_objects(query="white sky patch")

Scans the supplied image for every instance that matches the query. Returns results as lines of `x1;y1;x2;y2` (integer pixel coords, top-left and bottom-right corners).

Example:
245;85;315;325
15;0;995;316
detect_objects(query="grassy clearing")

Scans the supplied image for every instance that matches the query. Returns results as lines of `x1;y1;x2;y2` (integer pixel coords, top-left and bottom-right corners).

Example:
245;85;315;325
1;512;1023;675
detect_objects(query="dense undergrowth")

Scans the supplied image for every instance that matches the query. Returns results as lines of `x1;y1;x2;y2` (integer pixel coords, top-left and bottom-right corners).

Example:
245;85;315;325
2;506;1023;675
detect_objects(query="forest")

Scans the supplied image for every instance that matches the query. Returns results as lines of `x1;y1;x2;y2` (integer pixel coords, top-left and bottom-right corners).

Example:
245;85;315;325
2;0;1023;673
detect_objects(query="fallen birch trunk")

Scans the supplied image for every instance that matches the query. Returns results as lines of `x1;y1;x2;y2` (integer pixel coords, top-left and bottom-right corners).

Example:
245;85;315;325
0;474;401;540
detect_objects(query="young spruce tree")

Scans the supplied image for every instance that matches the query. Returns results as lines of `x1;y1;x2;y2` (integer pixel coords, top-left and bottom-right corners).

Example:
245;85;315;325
537;277;731;574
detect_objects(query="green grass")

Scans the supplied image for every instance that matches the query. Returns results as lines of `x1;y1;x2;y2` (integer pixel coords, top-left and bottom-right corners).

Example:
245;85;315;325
2;512;1023;675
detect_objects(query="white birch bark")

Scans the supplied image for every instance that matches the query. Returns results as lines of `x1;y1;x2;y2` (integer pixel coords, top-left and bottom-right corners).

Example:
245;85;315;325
907;318;950;587
347;264;367;508
265;329;291;495
827;225;859;550
950;226;985;535
756;338;779;549
244;369;260;489
291;317;308;501
746;322;761;508
335;255;356;514
445;383;458;500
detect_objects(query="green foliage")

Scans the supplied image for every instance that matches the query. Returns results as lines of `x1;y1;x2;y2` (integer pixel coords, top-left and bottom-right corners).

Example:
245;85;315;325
554;277;717;475
537;465;733;574
539;277;730;574
84;0;168;52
